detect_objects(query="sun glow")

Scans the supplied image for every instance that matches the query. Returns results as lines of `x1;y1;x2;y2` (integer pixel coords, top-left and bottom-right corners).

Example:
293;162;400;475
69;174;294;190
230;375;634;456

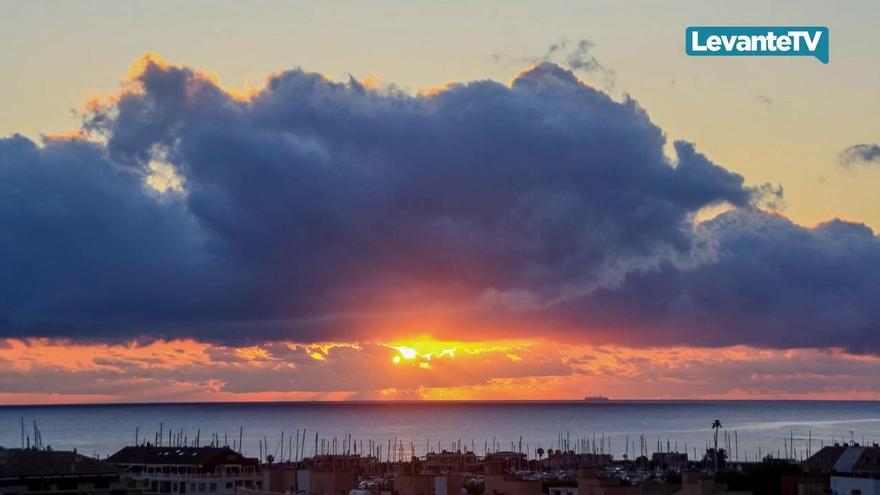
395;345;420;360
384;337;538;368
386;340;458;364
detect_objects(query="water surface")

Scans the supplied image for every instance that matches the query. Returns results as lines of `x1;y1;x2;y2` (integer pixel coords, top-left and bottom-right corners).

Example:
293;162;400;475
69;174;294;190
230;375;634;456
2;401;878;461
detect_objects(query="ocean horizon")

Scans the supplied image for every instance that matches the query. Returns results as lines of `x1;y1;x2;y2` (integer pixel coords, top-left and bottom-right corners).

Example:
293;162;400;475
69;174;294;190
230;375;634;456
3;400;879;461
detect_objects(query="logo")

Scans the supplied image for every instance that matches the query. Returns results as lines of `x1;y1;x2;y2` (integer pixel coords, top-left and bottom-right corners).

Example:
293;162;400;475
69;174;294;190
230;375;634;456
686;26;829;64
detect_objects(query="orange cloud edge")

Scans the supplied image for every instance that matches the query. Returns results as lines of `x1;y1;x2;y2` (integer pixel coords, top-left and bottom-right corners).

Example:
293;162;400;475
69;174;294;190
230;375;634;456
2;337;879;405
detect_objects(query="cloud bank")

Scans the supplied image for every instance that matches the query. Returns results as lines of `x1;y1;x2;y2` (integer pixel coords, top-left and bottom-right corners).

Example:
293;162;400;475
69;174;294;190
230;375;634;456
2;339;879;402
1;55;877;353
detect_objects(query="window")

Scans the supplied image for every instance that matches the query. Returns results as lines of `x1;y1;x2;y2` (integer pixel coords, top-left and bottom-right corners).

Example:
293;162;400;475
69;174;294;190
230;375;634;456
209;483;217;493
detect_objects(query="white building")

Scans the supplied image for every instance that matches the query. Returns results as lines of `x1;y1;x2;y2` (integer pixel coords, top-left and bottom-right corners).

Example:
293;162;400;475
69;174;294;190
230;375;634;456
826;445;880;495
108;446;263;495
831;475;880;495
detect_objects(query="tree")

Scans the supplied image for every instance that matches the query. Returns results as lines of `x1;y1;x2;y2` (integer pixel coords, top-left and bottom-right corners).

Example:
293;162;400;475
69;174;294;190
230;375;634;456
536;447;545;459
712;420;723;472
703;448;728;470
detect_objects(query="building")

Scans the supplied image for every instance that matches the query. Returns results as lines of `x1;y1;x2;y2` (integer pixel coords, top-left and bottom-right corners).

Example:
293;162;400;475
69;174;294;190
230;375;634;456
262;455;363;495
801;444;880;494
0;448;131;495
543;453;612;471
393;458;462;495
576;468;638;495
291;468;359;495
830;476;880;495
826;445;880;495
650;453;688;471
483;462;541;495
801;445;850;474
107;446;260;495
394;473;461;495
484;453;528;472
671;471;749;495
423;452;478;473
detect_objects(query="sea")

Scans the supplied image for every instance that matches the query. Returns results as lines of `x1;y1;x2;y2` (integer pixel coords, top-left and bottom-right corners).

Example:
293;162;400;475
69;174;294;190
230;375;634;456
2;401;879;462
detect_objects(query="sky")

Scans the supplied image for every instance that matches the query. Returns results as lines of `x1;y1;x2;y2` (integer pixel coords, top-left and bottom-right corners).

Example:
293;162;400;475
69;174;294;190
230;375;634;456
1;0;879;404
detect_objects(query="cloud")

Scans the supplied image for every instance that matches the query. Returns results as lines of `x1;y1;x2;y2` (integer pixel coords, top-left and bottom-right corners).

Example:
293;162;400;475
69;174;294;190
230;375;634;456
0;134;224;338
495;39;615;90
754;94;773;106
550;210;880;352
3;338;879;401
839;143;880;167
538;38;615;89
0;54;876;354
0;338;570;399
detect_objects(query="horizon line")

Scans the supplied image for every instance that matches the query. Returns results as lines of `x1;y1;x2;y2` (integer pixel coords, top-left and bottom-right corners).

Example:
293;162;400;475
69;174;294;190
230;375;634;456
3;398;880;408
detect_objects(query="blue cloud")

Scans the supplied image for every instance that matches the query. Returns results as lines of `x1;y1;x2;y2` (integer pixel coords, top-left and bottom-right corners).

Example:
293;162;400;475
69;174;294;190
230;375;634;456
554;210;880;351
2;57;875;351
840;143;880;167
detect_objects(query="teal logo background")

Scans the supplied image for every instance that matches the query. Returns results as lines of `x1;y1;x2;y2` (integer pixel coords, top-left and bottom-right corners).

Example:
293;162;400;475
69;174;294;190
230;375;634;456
686;26;829;64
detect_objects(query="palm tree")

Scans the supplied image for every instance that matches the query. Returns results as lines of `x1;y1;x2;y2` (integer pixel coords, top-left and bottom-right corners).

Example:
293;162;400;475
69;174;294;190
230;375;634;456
712;420;722;472
536;447;544;460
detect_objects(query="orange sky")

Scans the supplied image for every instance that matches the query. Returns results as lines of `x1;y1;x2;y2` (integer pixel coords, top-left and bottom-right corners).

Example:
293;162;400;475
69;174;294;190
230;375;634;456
1;35;878;405
3;337;879;405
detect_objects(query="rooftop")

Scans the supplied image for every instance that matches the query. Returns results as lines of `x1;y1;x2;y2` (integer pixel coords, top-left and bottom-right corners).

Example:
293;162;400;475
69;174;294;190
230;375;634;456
107;446;256;467
0;448;118;478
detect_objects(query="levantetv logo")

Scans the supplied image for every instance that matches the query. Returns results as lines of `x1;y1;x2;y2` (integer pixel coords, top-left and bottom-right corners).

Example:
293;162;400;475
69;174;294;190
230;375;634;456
686;26;829;63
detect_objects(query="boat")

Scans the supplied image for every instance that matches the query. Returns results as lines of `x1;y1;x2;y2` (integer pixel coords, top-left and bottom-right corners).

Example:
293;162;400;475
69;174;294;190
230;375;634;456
583;395;610;402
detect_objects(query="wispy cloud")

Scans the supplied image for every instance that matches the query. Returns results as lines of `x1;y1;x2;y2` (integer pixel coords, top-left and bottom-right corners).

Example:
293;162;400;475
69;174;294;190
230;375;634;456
494;38;616;90
754;94;773;106
839;143;880;167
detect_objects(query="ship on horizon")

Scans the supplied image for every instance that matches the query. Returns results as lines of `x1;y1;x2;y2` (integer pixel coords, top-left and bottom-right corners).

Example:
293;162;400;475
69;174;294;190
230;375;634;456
583;395;610;402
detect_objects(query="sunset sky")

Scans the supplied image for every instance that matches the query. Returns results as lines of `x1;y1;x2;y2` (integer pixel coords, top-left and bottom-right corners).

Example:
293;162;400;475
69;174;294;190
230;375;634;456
1;1;879;404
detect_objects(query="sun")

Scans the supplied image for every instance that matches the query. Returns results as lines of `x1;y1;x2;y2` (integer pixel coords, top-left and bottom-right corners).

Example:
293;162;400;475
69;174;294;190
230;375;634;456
387;340;455;365
390;345;420;364
384;336;538;369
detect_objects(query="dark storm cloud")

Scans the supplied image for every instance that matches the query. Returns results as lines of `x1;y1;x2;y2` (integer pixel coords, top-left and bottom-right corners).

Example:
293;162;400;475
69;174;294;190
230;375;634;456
556;210;880;352
839;143;880;167
0;134;229;338
1;56;877;350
